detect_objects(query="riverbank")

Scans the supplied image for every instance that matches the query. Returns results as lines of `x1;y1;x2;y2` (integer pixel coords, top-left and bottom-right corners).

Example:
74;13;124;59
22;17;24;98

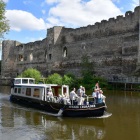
1;77;140;92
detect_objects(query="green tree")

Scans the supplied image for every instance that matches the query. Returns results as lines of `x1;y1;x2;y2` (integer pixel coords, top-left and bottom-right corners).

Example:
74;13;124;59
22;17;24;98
46;73;62;84
93;76;108;89
0;0;9;38
17;68;41;83
62;75;73;85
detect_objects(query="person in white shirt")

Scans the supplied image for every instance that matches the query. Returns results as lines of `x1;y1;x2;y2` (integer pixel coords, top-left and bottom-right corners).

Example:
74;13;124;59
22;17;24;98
99;89;106;103
62;92;71;105
47;89;54;101
70;88;78;105
77;86;83;97
77;86;85;105
92;88;98;103
93;88;106;103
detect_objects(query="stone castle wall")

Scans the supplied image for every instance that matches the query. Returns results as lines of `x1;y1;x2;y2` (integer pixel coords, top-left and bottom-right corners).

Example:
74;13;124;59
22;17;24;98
1;6;140;80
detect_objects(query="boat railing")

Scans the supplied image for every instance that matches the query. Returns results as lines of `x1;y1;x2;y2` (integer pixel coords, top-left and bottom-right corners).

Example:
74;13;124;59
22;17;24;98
85;95;95;105
53;96;59;102
46;95;96;105
45;96;58;102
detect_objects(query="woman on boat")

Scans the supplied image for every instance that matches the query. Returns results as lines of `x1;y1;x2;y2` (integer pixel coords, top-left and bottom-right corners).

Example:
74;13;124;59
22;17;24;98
92;88;106;103
98;89;106;103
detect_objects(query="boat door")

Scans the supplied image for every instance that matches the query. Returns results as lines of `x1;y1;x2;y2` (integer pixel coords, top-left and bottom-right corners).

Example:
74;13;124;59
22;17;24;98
61;85;69;96
44;87;50;101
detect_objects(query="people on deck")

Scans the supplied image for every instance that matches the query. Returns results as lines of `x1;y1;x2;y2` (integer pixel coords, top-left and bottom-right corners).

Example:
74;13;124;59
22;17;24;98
76;86;86;105
99;89;106;103
77;96;85;105
92;88;98;104
47;89;54;101
92;87;106;103
62;92;71;105
70;88;78;105
77;86;83;97
82;86;87;97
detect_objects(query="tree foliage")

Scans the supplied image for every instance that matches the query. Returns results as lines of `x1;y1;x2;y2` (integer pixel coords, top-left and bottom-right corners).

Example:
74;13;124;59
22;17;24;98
46;73;62;84
0;0;9;38
46;73;74;86
62;75;73;86
80;55;109;90
17;68;41;83
80;55;94;89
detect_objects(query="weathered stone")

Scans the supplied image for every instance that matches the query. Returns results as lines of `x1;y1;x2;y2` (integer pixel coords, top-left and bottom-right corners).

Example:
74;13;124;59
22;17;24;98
1;6;140;80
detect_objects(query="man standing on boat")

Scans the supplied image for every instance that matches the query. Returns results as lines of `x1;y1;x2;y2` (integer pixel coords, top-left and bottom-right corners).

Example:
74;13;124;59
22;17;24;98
92;88;98;104
47;89;54;102
70;88;78;105
77;86;83;97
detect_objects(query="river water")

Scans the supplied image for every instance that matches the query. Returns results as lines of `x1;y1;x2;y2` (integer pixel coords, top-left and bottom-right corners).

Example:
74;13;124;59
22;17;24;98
0;86;140;140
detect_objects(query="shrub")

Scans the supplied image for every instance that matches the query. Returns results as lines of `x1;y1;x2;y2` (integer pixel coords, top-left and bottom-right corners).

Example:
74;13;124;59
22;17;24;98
17;68;41;83
46;73;62;84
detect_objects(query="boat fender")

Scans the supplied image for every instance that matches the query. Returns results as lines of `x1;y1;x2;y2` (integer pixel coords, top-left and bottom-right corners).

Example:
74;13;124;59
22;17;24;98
57;108;64;116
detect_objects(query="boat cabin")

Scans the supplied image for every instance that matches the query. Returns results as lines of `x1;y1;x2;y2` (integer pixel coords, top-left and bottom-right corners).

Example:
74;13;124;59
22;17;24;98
11;78;69;102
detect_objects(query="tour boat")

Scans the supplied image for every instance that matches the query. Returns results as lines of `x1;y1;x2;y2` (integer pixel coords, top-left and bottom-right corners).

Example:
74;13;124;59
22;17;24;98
10;78;107;117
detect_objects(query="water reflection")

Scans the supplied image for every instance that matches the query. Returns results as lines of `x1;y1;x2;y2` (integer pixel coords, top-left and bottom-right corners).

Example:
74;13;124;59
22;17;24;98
42;116;106;140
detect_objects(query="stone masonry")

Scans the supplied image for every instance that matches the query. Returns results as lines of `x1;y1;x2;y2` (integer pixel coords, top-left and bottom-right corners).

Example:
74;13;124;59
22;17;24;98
1;6;140;80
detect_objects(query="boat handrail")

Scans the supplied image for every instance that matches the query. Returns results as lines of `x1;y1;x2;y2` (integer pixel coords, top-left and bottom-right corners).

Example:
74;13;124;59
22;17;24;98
84;95;95;103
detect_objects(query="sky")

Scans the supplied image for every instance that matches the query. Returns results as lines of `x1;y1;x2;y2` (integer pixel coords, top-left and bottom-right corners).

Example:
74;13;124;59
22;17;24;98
1;0;139;44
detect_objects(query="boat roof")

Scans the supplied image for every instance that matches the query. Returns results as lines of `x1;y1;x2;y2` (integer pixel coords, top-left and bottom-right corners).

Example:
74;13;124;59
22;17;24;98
14;78;35;80
13;78;68;88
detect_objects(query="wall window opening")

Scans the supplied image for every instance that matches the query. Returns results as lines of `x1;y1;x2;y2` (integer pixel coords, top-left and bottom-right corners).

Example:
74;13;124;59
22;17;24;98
18;55;24;61
30;53;33;61
49;54;52;60
63;47;67;57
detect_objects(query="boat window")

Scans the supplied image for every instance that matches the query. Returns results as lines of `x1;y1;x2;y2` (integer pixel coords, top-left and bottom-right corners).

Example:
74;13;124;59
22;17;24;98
21;88;26;94
22;79;28;84
46;88;50;93
14;88;17;93
29;79;34;84
14;79;21;84
18;88;21;94
33;88;40;98
26;88;31;96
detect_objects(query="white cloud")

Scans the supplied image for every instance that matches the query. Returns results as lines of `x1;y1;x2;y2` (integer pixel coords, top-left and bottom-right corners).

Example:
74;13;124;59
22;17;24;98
2;0;9;3
111;0;120;3
132;0;139;8
42;10;46;14
5;10;47;31
45;0;59;4
47;0;123;28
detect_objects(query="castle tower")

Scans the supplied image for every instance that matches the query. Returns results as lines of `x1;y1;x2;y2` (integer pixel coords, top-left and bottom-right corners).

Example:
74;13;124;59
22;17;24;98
1;40;21;78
